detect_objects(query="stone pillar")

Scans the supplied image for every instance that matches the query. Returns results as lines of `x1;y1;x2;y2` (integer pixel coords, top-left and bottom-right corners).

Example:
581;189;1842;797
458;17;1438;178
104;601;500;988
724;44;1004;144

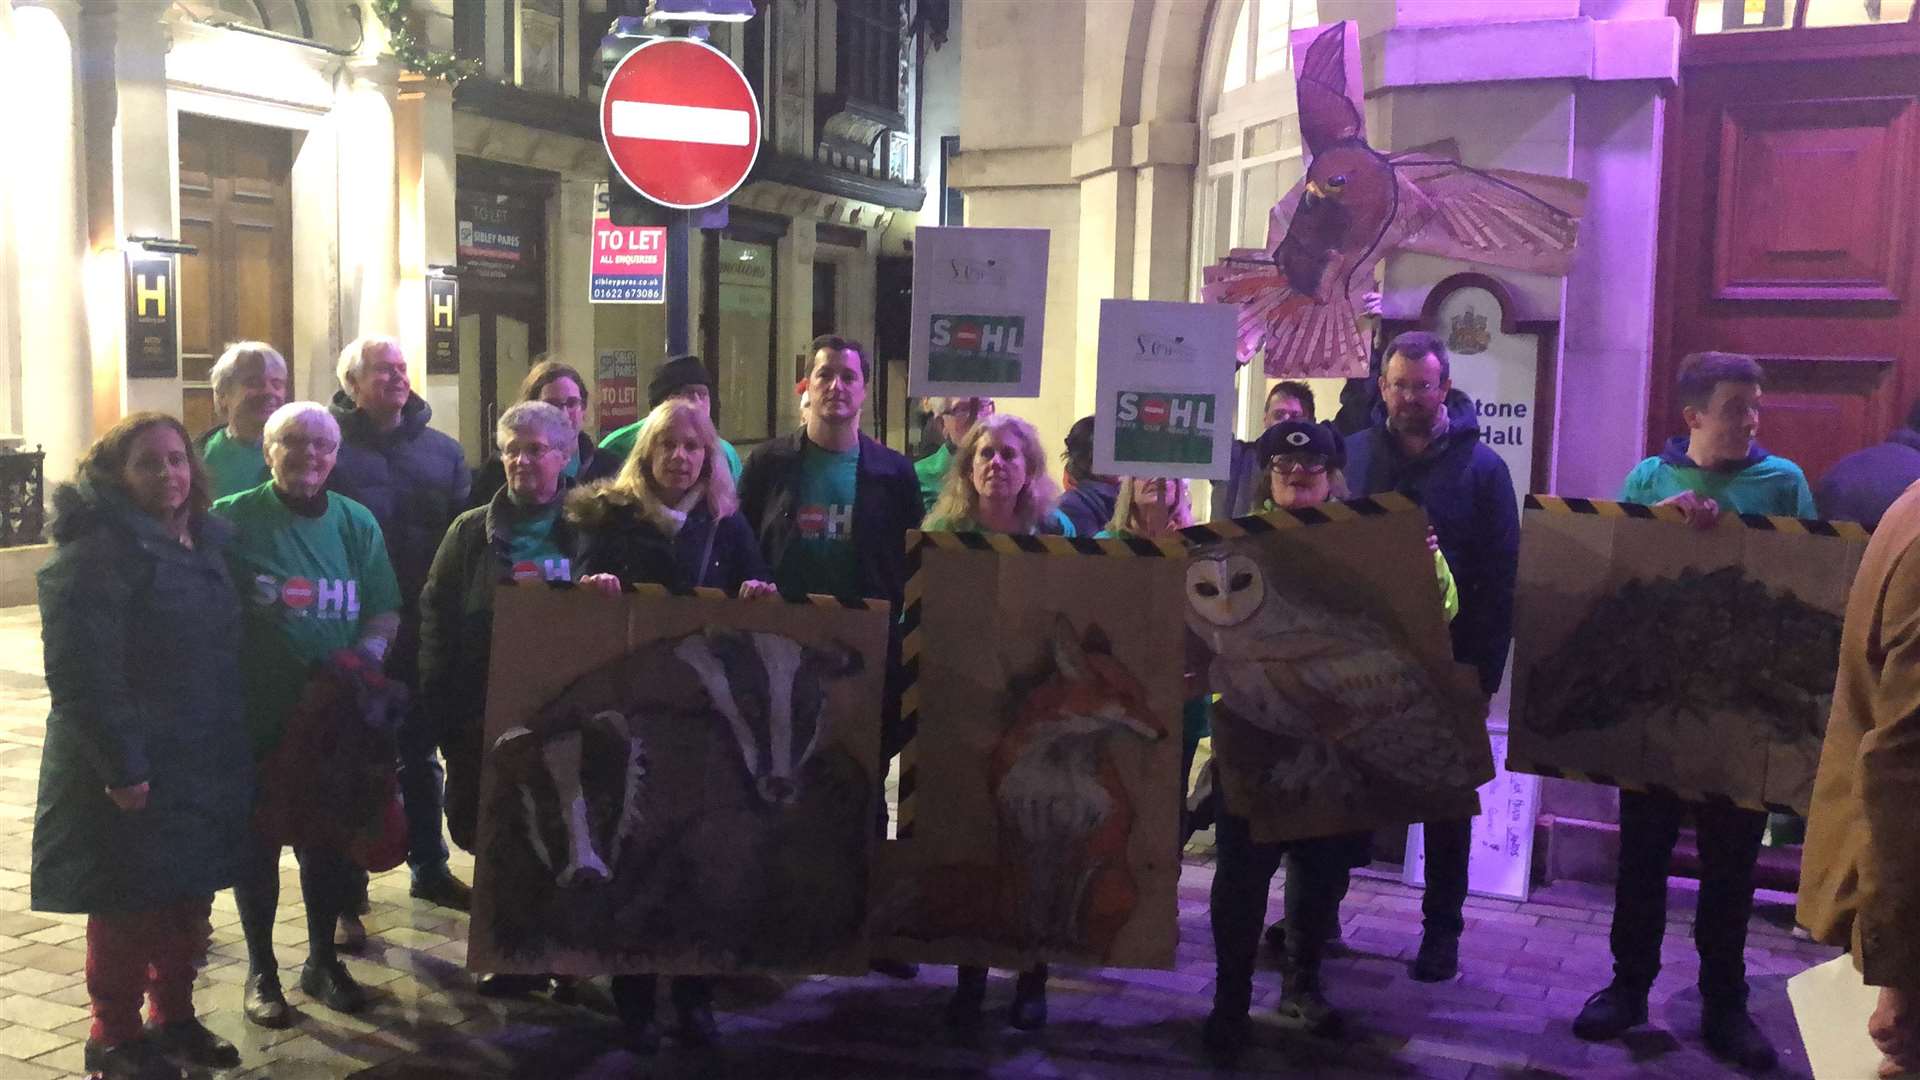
11;0;94;483
397;77;463;443
0;1;23;440
337;56;403;351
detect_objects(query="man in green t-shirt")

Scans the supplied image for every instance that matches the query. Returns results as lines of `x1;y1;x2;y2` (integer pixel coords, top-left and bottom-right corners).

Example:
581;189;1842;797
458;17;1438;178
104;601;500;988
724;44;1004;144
598;353;742;481
913;396;994;514
1574;352;1812;1072
197;342;288;499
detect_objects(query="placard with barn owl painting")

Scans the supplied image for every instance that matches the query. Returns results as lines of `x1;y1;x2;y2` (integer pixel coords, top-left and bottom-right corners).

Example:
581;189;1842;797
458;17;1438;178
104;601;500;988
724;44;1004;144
468;583;890;977
1182;496;1493;844
873;534;1187;970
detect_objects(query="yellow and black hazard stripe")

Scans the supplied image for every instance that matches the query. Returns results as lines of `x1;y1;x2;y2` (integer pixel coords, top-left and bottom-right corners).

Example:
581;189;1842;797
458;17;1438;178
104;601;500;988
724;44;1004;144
1179;491;1420;545
895;526;1185;838
1525;494;1869;541
518;577;886;610
1506;758;1798;817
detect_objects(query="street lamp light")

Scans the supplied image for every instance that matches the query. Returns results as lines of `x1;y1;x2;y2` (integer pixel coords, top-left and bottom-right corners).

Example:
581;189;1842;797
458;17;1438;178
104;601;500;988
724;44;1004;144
646;0;756;24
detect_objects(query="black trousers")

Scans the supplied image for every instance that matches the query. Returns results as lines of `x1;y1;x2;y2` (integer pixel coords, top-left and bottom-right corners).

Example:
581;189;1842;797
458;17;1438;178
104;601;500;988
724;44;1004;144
1210;815;1357;1015
1420;817;1473;937
610;973;710;1022
232;836;354;975
1607;789;1766;1005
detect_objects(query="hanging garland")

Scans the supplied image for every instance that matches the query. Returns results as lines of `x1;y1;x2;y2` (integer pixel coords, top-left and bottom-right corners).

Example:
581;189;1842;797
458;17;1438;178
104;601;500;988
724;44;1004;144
371;0;483;85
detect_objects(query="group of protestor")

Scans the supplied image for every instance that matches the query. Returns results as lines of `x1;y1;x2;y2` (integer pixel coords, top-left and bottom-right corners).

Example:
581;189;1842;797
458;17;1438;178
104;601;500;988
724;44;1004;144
28;325;1919;1078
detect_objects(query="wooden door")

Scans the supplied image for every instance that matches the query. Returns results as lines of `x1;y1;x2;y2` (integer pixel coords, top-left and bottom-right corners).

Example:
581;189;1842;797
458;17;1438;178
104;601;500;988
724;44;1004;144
177;114;295;437
1654;29;1920;488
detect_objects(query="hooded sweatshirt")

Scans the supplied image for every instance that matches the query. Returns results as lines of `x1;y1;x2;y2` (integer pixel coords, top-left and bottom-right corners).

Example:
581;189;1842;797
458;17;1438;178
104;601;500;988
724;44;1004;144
1814;429;1920;529
1345;391;1519;696
1620;436;1816;519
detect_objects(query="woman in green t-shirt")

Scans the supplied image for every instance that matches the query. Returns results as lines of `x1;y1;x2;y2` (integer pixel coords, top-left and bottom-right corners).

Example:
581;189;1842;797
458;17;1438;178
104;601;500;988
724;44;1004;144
211;402;402;1031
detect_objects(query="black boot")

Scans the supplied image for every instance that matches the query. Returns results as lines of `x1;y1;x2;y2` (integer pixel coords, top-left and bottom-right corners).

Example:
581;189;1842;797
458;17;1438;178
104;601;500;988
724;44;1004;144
1702;1002;1778;1072
409;866;473;912
946;966;987;1039
1009;965;1048;1031
243;969;291;1029
1572;983;1649;1042
83;1038;181;1080
671;977;719;1048
300;957;368;1013
1410;930;1459;982
146;1018;241;1069
1201;1007;1251;1068
611;975;662;1054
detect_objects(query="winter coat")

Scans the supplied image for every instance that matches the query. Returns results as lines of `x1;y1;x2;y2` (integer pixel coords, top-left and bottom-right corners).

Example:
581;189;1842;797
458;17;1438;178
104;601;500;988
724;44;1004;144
1345;391;1519;696
466;431;622;512
1798;482;1920;986
1057;476;1119;539
420;487;583;851
327;390;470;681
738;429;921;607
1815;427;1920;531
738;428;920;756
569;486;770;594
31;484;254;913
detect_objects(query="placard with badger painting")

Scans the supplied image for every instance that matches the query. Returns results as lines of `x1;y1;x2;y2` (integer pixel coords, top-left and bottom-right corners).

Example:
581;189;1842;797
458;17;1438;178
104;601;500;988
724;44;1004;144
874;535;1186;970
468;583;889;976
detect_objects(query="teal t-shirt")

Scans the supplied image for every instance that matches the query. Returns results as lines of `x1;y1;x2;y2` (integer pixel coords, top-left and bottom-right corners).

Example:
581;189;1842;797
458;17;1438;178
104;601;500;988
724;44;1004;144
1619;448;1817;518
777;441;862;599
201;428;269;501
211;484;403;757
503;505;574;583
599;420;742;482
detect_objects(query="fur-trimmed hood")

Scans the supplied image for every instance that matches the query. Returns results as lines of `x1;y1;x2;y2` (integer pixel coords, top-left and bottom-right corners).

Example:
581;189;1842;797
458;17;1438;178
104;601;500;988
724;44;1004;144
48;481;230;548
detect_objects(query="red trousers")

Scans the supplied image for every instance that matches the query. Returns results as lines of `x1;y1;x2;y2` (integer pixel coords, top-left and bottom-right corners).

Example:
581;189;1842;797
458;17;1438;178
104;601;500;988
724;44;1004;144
84;896;212;1045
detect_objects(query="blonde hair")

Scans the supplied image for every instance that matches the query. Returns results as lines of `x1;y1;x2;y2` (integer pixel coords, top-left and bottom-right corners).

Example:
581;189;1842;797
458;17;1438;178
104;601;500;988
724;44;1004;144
1107;476;1194;537
612;399;738;519
924;413;1060;533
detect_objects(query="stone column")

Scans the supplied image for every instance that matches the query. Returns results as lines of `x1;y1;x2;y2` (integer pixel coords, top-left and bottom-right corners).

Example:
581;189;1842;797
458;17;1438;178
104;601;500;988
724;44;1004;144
337;56;403;349
11;0;94;482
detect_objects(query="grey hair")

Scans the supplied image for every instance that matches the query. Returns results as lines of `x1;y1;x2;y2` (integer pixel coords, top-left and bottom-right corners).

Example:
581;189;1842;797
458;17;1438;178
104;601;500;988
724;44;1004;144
496;401;572;452
262;401;340;450
337;335;404;391
209;342;288;400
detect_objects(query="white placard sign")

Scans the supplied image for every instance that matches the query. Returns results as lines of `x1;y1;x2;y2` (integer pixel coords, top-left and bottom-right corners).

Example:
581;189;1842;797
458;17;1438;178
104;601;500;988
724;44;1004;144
1432;282;1539;507
1403;728;1540;902
907;226;1050;398
1091;299;1238;481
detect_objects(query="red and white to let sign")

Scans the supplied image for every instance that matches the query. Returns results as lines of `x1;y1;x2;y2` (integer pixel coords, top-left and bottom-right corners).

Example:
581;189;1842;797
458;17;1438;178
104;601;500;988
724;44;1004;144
600;37;761;210
590;188;666;303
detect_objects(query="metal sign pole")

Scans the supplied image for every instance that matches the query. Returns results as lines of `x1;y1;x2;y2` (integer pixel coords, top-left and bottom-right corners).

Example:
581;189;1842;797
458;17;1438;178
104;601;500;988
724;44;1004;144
667;208;691;355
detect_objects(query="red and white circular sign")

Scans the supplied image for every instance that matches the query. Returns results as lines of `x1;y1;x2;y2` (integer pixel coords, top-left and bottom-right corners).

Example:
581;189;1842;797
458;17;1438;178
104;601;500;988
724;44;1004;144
600;37;762;211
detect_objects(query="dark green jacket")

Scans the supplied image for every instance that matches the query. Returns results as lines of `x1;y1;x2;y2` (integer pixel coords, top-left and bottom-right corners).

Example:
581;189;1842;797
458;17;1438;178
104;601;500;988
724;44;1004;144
419;486;581;852
32;484;254;913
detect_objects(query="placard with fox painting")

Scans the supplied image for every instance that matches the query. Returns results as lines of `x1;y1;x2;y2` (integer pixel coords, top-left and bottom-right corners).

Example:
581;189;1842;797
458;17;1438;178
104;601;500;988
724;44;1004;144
874;535;1187;970
1184;498;1493;844
468;583;890;977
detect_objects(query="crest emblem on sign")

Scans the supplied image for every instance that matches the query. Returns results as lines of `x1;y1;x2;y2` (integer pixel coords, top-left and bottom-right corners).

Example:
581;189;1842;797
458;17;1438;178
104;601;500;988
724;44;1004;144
1449;306;1490;355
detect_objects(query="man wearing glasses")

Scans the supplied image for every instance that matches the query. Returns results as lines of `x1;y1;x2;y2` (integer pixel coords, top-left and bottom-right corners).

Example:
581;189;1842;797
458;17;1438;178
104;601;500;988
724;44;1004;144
913;396;995;513
1344;330;1519;985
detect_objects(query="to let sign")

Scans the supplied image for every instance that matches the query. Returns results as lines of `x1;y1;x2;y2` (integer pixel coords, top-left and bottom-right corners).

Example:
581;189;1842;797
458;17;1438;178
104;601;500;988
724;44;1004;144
600;37;760;210
591;184;666;303
595;349;640;437
125;253;177;379
427;277;459;375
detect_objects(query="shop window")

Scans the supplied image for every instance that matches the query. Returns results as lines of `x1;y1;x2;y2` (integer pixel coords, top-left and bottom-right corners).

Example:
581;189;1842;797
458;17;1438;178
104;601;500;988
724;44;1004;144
1693;0;1915;32
838;0;904;115
516;0;565;94
712;238;779;443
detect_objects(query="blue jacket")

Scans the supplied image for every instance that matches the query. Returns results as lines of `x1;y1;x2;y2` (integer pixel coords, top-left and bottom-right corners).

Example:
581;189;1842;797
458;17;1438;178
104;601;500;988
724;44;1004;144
1815;428;1920;530
33;484;254;912
327;391;470;681
1345;392;1519;695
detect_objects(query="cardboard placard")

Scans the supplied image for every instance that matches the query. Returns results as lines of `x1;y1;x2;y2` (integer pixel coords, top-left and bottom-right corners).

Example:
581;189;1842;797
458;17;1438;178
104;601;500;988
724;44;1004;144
469;584;889;976
907;226;1049;398
1184;499;1492;844
1092;300;1238;481
875;537;1185;969
1507;498;1866;814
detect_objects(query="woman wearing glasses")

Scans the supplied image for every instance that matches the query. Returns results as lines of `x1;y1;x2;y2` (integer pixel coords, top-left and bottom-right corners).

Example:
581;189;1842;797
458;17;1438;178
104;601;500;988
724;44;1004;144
1202;419;1458;1065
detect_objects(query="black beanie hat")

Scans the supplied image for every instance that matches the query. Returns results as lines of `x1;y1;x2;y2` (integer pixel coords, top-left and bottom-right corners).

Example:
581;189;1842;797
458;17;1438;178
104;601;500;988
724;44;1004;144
647;353;713;409
1256;419;1346;469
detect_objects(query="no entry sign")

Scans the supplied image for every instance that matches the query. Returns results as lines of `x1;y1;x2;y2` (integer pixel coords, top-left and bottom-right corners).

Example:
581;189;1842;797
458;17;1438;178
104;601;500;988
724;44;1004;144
600;37;761;210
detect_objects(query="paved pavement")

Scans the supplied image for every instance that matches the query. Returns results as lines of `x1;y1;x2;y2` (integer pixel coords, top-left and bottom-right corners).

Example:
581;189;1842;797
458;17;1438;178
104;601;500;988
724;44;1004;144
0;604;1842;1078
